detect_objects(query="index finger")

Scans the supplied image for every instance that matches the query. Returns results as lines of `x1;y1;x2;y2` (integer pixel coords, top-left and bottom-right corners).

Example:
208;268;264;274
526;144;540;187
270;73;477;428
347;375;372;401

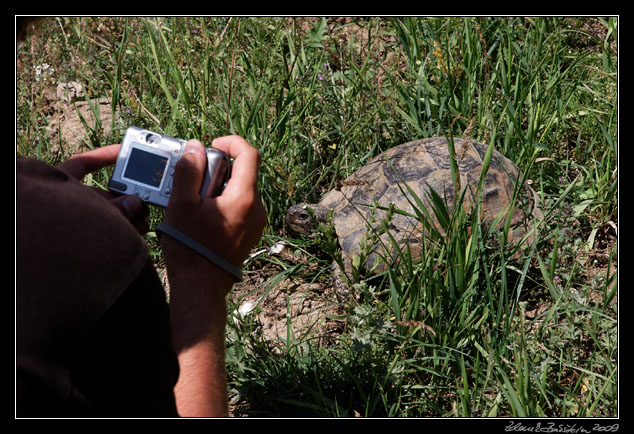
57;144;121;180
211;135;261;189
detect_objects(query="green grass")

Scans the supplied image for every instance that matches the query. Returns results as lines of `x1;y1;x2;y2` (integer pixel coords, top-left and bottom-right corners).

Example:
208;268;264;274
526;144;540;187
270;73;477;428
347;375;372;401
17;16;617;418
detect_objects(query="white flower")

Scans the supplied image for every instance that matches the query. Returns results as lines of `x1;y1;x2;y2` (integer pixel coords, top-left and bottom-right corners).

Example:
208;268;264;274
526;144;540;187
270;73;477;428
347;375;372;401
34;63;54;82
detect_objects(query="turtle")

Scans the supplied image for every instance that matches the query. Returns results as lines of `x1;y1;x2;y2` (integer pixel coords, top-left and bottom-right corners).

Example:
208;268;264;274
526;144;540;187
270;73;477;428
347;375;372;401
287;137;542;298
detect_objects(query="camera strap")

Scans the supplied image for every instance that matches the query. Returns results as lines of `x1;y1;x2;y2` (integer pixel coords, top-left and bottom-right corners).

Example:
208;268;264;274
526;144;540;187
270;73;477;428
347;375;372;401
156;223;243;282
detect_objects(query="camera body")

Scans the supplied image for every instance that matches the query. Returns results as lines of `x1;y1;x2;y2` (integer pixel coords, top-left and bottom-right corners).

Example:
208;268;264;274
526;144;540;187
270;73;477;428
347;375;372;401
108;126;231;208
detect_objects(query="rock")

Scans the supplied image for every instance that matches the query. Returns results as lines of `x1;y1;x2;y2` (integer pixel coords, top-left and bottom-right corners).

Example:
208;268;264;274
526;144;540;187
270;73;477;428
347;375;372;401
56;81;84;103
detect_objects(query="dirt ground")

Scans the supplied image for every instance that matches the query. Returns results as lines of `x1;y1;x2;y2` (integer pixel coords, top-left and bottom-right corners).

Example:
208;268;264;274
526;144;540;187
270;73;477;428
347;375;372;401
37;82;114;157
217;241;345;346
230;268;344;346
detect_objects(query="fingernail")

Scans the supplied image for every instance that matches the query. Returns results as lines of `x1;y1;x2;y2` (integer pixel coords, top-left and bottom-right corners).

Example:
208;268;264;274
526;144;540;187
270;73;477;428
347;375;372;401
183;139;203;155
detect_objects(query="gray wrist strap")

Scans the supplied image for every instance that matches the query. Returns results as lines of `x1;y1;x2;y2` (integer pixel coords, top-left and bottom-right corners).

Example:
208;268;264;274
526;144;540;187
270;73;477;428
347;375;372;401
156;223;243;282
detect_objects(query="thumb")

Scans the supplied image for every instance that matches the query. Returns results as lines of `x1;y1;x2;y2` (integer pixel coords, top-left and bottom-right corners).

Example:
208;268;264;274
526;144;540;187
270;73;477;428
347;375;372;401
169;139;207;209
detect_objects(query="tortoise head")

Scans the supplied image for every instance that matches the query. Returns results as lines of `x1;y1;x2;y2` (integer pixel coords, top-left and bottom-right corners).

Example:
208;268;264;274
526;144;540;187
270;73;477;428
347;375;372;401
287;203;330;236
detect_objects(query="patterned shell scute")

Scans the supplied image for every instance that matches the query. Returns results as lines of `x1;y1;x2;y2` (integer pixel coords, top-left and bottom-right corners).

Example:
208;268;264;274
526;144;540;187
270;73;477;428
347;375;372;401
320;137;538;270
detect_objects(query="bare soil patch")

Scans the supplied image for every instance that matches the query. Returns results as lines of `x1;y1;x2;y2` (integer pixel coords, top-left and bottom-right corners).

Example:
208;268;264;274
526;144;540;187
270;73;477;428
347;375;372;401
229;245;344;347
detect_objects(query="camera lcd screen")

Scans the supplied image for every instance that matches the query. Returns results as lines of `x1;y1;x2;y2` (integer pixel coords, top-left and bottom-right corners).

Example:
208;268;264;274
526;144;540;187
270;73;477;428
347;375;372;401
123;147;169;189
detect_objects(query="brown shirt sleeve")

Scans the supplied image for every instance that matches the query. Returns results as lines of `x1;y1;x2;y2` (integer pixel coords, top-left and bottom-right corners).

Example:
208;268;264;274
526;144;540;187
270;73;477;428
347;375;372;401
16;157;178;417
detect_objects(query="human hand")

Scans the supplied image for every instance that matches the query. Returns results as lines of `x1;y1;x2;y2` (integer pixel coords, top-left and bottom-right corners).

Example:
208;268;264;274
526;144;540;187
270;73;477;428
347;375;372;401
57;144;150;234
161;136;266;285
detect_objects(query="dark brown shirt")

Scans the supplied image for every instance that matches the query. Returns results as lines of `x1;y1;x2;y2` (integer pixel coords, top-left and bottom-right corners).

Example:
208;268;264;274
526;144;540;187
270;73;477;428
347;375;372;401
16;157;179;417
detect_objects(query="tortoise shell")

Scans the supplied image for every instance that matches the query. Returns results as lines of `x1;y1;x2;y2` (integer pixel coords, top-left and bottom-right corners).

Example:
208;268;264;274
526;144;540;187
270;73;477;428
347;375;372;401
291;137;541;272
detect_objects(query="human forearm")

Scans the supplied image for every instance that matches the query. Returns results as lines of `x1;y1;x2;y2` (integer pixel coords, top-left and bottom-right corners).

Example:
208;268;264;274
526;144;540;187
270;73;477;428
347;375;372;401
163;254;233;417
173;338;228;417
170;274;229;418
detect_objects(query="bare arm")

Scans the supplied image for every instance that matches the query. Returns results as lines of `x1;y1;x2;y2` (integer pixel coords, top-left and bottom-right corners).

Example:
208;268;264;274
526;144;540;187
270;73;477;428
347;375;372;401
163;264;233;416
160;136;266;417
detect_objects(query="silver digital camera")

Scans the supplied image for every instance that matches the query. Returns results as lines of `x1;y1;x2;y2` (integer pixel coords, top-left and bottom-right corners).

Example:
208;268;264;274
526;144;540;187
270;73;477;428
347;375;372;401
108;126;231;208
